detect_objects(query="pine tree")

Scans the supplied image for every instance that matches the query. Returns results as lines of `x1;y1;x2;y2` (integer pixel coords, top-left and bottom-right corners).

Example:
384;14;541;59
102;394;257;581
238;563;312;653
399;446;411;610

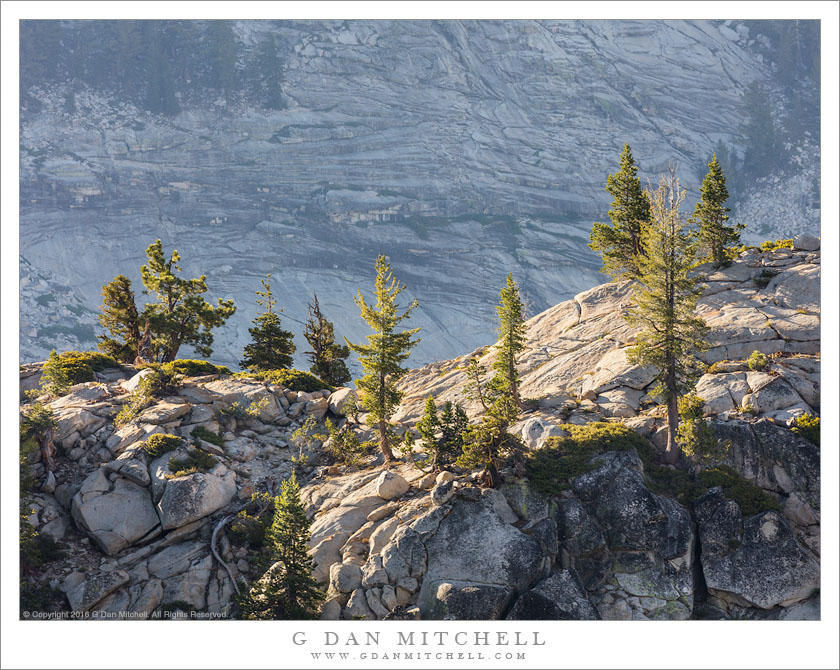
690;154;743;266
415;397;468;470
303;294;351;387
589;143;651;279
347;255;421;461
488;273;528;408
140;240;236;362
241;274;295;372
416;396;440;462
625;167;709;465
456;276;527;487
97;275;141;362
239;474;324;619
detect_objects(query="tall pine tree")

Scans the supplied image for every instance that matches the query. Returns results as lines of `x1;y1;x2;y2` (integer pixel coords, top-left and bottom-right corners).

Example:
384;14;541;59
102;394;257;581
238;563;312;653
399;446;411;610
625;167;709;464
347;255;420;461
241;274;295;371
690;154;743;267
97;275;141;362
303;293;351;387
589;143;651;280
488;273;528;408
239;474;324;619
456;275;527;487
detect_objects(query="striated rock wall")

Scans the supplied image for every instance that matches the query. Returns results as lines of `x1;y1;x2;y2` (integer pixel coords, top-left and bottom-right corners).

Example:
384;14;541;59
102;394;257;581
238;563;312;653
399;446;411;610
19;20;818;368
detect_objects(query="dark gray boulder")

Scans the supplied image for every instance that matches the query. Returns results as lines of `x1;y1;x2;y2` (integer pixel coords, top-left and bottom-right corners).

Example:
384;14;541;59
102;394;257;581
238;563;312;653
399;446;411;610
695;488;820;609
507;570;599;620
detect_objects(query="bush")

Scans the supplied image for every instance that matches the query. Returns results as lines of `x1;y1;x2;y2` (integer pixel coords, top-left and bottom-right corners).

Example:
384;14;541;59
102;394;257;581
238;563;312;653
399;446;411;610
759;238;793;252
677;394;729;466
698;466;781;516
167;448;217;478
791;413;820;446
115;367;182;426
229;492;276;549
143;434;183;458
324;419;367;466
161;359;231;377
706;360;729;374
526;422;653;496
191;425;224;448
747;350;769;371
40;350;119;396
243;368;332;393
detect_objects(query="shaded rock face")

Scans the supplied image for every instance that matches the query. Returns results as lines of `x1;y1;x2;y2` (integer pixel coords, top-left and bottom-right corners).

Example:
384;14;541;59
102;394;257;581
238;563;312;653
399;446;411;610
156;470;237;531
19;20;818;368
695;489;820;610
556;452;695;620
712;419;820;510
507;570;599;620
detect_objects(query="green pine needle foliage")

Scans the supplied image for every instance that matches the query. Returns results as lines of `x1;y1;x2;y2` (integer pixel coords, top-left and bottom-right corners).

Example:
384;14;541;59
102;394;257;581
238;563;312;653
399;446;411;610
346;255;420;460
241;274;295;372
304;293;351;387
689;154;744;267
238;474;325;619
589;143;651;280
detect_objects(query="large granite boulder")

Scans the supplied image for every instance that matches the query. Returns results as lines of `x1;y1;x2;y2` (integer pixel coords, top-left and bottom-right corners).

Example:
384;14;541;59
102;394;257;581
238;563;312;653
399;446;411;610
155;469;237;530
71;469;160;555
507;570;600;620
416;497;545;619
695;488;820;610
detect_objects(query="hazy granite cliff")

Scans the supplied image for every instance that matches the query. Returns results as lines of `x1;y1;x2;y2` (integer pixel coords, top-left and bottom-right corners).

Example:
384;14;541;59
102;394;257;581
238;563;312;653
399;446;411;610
19;20;820;368
19;245;820;621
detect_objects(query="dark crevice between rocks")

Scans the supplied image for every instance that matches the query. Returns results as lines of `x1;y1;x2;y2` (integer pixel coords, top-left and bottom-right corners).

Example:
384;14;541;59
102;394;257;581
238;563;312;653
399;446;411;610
687;507;710;620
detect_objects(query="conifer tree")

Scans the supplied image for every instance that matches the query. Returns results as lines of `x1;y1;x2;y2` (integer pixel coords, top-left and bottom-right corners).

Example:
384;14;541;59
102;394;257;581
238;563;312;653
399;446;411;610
456;276;527;487
97;275;141;362
415;397;468;470
241;274;295;372
690;154;743;266
239;474;324;619
625;167;709;464
347;255;420;461
140;239;236;362
303;293;351;387
589;143;651;279
488;273;528;408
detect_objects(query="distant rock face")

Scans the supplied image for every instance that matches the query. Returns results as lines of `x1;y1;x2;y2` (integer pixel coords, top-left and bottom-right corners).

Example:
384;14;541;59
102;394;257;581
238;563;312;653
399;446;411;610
18;20;818;368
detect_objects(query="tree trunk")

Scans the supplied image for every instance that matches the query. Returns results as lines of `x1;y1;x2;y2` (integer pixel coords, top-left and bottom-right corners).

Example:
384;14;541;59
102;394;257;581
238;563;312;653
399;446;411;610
664;362;680;465
36;428;57;473
378;419;393;461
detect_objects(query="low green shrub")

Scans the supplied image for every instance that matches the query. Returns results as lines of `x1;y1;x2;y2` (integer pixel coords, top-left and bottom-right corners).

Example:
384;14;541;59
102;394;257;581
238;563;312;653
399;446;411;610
706;360;729;374
747;350;769;371
698;466;781;516
229;492;276;548
677;394;729;466
526;422;653;496
144;434;183;458
191;425;224;448
40;350;120;396
161;359;231;377
243;368;332;393
167;449;217;478
759;238;794;252
324;419;367;466
791;413;820;446
115;368;182;426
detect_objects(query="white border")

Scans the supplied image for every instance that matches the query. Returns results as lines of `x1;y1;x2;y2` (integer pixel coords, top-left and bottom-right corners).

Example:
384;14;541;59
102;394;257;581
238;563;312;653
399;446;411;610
2;3;838;669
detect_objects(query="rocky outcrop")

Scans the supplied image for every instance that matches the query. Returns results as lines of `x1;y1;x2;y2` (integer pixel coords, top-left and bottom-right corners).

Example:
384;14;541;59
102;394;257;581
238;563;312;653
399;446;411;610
695;489;820;610
394;249;820;427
